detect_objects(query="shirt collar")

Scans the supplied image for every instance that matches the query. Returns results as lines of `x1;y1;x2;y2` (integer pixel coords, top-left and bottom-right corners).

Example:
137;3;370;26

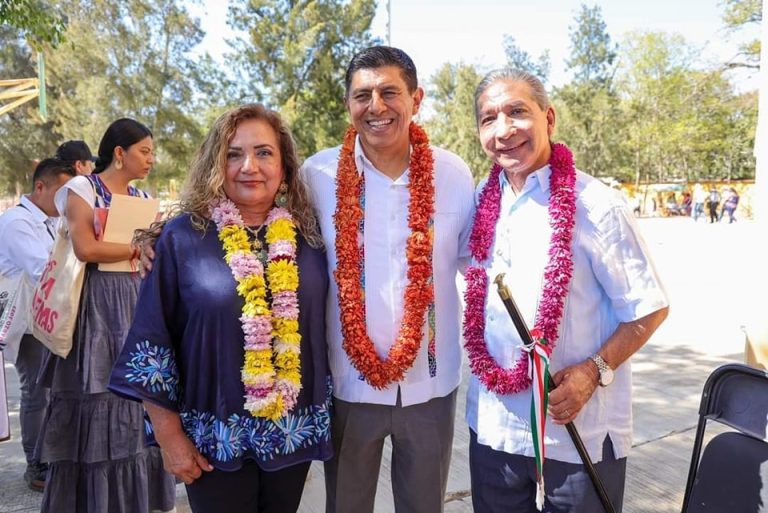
353;135;411;185
19;195;50;223
497;163;552;196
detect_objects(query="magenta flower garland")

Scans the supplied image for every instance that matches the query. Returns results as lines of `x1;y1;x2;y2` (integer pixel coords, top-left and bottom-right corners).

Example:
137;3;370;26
462;143;577;395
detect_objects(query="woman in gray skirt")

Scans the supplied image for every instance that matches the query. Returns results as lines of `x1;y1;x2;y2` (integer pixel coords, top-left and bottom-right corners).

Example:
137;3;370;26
35;118;176;512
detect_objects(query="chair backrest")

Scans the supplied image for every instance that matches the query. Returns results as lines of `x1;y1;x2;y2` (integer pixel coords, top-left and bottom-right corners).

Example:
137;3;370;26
681;363;768;513
685;432;768;513
698;364;768;440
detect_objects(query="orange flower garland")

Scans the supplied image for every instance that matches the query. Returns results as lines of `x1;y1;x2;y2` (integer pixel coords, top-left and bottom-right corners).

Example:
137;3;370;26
333;122;435;389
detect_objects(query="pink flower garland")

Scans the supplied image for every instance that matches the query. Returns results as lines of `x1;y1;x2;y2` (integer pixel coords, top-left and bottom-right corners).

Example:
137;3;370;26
463;143;577;395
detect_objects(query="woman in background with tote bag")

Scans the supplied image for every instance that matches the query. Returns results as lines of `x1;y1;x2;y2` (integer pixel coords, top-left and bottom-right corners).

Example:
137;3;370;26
36;118;175;513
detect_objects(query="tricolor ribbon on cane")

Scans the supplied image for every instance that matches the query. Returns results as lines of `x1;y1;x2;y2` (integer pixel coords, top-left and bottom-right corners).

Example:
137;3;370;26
524;328;551;510
493;274;616;513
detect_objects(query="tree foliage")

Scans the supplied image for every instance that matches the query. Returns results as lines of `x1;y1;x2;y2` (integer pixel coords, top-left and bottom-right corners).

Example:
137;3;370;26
554;3;620;178
0;0;67;48
228;0;377;159
426;63;490;181
614;30;754;183
424;5;757;185
564;4;616;84
0;0;758;197
0;0;219;194
721;0;762;68
503;35;550;84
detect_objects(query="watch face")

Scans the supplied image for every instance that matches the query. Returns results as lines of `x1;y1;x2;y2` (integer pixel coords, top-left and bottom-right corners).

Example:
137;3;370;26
600;368;615;386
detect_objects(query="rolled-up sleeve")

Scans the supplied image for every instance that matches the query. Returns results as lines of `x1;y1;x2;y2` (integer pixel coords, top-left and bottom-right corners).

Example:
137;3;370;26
589;204;668;322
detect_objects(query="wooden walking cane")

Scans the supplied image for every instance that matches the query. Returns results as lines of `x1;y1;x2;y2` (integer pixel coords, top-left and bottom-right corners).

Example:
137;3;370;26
494;274;617;513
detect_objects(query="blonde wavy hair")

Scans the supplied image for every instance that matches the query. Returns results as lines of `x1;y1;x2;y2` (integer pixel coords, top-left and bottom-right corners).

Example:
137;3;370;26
175;103;322;248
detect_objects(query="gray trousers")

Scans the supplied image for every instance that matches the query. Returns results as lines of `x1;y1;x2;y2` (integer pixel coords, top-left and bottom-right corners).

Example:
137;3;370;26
13;334;50;466
469;429;626;513
325;389;457;513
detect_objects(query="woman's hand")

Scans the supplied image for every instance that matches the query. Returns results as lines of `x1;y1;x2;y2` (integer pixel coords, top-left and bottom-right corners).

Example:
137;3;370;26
144;401;214;484
138;241;156;278
158;431;214;484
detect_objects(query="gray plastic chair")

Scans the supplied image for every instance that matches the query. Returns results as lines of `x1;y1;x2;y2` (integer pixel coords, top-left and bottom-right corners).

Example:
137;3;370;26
681;363;768;513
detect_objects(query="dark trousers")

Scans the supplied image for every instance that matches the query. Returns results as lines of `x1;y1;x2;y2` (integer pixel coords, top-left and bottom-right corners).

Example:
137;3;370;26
469;429;626;513
325;389;457;513
185;459;311;513
14;334;50;466
708;203;719;223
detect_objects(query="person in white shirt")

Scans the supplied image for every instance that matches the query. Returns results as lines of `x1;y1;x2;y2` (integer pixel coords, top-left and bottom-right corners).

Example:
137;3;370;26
0;158;75;491
464;68;669;513
301;46;475;513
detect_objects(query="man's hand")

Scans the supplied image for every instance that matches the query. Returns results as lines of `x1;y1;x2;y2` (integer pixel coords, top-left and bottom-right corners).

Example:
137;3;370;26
547;360;599;425
158;431;214;485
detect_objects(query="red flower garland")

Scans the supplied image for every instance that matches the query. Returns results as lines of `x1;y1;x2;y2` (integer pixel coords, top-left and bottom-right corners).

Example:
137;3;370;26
334;123;435;389
463;143;577;395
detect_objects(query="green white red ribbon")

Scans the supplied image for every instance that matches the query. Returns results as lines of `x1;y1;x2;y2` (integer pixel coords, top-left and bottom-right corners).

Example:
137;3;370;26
525;328;551;511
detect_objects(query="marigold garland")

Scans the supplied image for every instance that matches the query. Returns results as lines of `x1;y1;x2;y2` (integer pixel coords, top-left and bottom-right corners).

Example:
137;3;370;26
462;143;577;395
211;199;301;420
333;122;435;389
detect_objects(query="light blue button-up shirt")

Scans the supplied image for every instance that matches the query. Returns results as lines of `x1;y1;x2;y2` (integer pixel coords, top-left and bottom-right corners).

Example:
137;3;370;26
466;164;668;463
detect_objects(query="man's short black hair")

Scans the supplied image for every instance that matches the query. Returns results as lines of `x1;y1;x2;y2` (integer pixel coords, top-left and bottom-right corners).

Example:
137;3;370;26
32;158;76;187
344;45;419;96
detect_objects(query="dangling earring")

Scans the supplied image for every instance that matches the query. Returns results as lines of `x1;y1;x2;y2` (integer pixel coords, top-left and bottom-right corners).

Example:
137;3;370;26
115;159;123;170
276;182;288;207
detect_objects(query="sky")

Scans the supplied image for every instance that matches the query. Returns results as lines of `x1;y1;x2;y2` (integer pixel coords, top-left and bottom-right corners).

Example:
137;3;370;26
193;0;760;92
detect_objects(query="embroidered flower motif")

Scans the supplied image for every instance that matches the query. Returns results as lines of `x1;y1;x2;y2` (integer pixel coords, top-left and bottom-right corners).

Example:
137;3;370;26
276;414;315;454
154;399;333;463
125;340;179;401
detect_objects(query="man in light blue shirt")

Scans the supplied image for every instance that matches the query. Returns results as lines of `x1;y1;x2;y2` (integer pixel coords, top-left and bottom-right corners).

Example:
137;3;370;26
465;69;669;513
0;159;75;491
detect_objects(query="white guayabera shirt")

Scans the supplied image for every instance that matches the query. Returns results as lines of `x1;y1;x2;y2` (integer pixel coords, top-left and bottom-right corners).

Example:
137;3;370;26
466;165;668;464
301;136;475;406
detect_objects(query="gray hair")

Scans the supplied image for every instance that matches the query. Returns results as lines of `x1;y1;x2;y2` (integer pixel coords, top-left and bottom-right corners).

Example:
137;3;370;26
474;68;550;123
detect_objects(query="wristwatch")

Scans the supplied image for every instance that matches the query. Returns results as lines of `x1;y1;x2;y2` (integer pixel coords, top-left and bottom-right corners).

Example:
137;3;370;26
590;354;614;387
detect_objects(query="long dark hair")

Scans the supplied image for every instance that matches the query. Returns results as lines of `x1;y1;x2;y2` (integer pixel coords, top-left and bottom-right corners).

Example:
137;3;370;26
94;118;153;173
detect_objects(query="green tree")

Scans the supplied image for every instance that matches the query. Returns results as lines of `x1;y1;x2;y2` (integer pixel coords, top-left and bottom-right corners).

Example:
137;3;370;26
425;62;490;182
615;31;754;183
721;0;762;69
0;0;219;194
564;3;616;84
0;0;67;48
0;26;59;194
228;0;377;158
554;4;623;179
502;35;550;84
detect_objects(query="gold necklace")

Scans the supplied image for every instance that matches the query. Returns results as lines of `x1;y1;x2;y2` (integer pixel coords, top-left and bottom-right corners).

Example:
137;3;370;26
245;224;266;250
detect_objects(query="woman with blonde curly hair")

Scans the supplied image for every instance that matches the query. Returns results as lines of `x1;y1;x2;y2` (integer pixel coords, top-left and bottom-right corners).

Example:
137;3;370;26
109;104;332;512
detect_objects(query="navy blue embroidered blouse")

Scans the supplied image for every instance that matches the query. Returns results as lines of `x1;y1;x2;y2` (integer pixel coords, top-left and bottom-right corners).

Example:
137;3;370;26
108;214;332;471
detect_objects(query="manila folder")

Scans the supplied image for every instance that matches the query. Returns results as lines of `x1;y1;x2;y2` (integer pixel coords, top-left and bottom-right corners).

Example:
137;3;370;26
98;195;161;272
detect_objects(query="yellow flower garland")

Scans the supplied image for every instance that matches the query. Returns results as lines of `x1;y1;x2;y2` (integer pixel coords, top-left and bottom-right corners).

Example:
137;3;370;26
215;205;302;421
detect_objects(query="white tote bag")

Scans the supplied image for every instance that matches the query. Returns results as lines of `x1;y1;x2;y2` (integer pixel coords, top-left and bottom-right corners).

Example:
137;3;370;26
0;272;32;365
31;225;85;358
0;353;9;441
